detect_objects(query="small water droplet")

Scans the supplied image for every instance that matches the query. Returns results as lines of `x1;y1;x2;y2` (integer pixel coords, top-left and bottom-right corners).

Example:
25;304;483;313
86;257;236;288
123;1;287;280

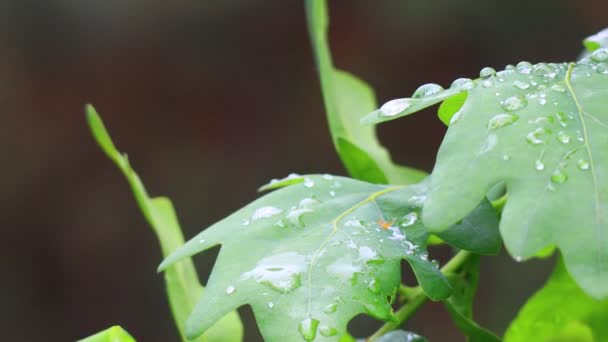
480;67;496;79
225;285;236;295
501;96;527;111
516;61;533;74
591;48;608;62
576;130;584;142
596;62;608;74
322;174;334;180
526;128;548;145
367;278;381;294
303;178;315;188
555;111;569;127
379;99;412;117
513;80;530;90
577;159;590;170
488;113;519;130
450;78;475;91
431;260;440;269
329;190;336;197
503;154;511;161
298;318;319;342
551;84;566;93
275;219;286;228
538;98;547;105
557;131;571;144
252;206;283;221
401;212;418;227
199;239;206;244
412;83;444;98
323;303;337;314
267;302;274;308
242;252;306;293
286;208;313;227
299;197;320;209
535;159;545;171
242;219;250;226
533;63;557;78
550;169;568;184
481;80;493;88
319;326;338;337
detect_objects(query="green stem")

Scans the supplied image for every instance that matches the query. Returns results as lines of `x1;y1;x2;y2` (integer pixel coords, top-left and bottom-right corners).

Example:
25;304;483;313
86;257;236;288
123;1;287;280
368;250;473;341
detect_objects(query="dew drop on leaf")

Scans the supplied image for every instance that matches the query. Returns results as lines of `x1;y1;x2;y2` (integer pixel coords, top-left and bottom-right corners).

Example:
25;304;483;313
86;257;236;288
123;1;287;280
551;84;566;93
242;252;306;293
367;278;381;294
319;326;338;337
299;197;320;209
412;83;444;98
501;95;528;111
556;111;570;127
298;318;319;342
535;159;545;171
550;169;568;184
267;302;274;309
225;285;236;295
431;259;440;269
516;61;533;74
379;99;412;117
303;178;315;188
480;67;496;79
577;159;590;170
450;78;475;91
286;208;313;227
252;206;283;221
526;128;548;145
557;131;571;144
513;80;531;90
482;80;493;88
401;212;418;227
590;48;608;62
323;303;337;314
487;113;519;130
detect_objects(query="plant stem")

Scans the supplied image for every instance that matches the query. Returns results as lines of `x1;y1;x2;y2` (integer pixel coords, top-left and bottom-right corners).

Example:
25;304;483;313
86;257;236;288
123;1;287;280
368;250;473;341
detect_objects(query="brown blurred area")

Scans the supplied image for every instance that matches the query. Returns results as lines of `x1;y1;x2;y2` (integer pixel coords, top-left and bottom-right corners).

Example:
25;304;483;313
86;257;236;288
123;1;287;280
1;0;606;341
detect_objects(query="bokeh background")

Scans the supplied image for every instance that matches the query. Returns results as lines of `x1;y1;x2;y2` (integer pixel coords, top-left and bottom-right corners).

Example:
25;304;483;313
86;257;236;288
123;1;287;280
2;0;607;341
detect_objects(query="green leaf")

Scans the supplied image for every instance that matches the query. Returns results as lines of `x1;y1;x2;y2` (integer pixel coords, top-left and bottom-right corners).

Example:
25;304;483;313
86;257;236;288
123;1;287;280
583;28;608;52
409;58;608;299
159;175;498;341
444;256;501;342
305;0;425;185
375;330;428;342
86;105;243;342
438;92;468;126
505;256;608;342
77;326;136;342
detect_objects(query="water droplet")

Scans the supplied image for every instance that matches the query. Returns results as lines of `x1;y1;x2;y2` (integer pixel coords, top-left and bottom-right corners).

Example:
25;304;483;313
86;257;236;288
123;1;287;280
513;80;530;90
299;198;320;209
533;63;557;78
551;84;566;93
555;111;569;127
367;278;381;294
319;326;338;337
379;99;412;117
480;67;496;79
526;128;548;145
252;206;283;221
596;62;608;74
303;178;315;188
322;174;334;180
535;159;545;171
538;98;547;105
591;48;608;62
388;227;406;241
286;208;313;227
409;194;426;205
242;219;250;226
225;285;236;295
267;302;274;308
275;219;286;228
577;159;590;170
516;61;533;74
329;190;336;197
557;131;571;144
551;169;568;184
431;260;440;269
326;257;362;282
412;83;444;98
488;113;519;130
242;252;306;293
359;246;380;263
576;130;584;142
506;64;515;70
298;318;319;342
503;154;511;161
450;78;475;91
199;239;206;244
481;80;493;88
501;96;527;111
401;212;418;227
323;303;337;314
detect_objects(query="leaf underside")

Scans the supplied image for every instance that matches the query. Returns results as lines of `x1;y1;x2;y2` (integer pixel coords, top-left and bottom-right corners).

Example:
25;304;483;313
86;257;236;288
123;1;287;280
367;55;608;299
160;175;499;341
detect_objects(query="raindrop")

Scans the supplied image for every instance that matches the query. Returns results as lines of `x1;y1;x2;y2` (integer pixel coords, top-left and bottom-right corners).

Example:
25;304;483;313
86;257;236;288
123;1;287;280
322;174;334;180
267;302;274;308
551;84;566;93
401;212;418;227
299;198;320;209
516;61;533;74
298;318;319;342
304;178;315;188
535;159;545;171
286;208;313;227
329;190;336;197
533;63;557;78
412;83;444;98
555;111;569;127
502;154;511;161
550;169;568;184
319;326;338;337
242;219;250;226
450;78;475;91
577;159;590;170
576;130;584;142
252;206;283;221
431;260;440;269
480;67;496;79
591;48;608;62
482;80;493;88
501;95;527;112
596;63;608;74
242;252;306;293
379;99;412;117
557;131;571;144
275;219;286;228
488;113;519;130
513;80;530;90
323;303;337;314
225;285;236;295
199;239;206;244
526;128;548;145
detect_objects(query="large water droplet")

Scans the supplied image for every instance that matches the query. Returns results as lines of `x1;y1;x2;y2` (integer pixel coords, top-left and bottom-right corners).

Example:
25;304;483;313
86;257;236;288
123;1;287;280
513;80;530;90
412;83;444;98
501;96;527;111
577;159;590;170
225;285;236;295
450;78;475;91
298;318;319;342
550;169;568;184
533;63;557;78
591;48;608;62
401;212;418;227
480;67;496;79
596;62;608;74
242;252;306;293
557;131;571;144
252;206;283;221
516;61;533;74
319;326;338;337
488;113;519;130
379;99;412;117
535;159;545;171
526;128;548;145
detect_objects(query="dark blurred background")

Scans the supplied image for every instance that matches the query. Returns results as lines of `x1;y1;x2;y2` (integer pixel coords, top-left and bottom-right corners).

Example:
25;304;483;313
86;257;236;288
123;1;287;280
1;0;607;341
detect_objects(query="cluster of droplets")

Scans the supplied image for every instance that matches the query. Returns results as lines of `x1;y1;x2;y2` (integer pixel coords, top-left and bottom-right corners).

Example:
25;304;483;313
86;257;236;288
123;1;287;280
581;48;608;75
